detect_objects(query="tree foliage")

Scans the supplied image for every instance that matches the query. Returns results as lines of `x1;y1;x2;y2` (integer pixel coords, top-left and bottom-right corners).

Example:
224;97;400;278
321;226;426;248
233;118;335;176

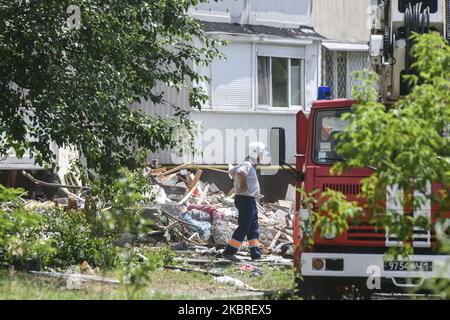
0;185;54;265
335;32;449;214
0;0;220;175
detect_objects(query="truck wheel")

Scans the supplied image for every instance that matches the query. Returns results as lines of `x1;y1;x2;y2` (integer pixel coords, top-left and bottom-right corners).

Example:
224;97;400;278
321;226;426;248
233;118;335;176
35;171;61;200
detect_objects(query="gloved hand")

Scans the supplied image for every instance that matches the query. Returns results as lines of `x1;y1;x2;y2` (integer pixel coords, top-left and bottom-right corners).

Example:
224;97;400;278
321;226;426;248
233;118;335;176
228;163;234;180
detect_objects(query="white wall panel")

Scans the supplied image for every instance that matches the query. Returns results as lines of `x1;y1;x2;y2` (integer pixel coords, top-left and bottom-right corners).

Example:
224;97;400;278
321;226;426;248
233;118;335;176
152;111;298;165
211;42;252;110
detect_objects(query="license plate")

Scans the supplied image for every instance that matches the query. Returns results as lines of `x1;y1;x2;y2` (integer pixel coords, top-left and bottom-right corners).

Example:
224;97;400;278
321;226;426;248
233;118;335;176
384;261;433;272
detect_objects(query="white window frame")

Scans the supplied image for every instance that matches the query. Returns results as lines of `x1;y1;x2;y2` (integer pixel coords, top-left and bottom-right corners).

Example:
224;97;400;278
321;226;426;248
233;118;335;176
256;55;305;111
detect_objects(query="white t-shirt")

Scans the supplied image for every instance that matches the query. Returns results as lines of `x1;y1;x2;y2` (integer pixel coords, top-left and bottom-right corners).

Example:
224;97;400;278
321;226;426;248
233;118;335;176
229;160;260;197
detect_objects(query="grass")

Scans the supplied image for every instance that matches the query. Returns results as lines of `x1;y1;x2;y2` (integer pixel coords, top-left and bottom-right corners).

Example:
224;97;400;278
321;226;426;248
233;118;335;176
226;265;294;291
0;270;119;300
0;264;294;300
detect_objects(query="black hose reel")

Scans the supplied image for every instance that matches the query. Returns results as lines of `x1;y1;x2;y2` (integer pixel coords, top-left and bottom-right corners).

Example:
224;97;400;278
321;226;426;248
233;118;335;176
401;2;431;95
383;0;393;60
446;0;450;42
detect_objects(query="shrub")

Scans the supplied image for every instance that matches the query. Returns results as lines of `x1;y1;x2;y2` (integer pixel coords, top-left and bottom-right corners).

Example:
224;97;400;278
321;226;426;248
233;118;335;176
0;186;54;267
39;208;118;269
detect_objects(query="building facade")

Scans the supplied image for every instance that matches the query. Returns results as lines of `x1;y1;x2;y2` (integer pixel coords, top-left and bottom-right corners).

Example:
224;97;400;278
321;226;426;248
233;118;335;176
135;0;372;165
314;0;373;99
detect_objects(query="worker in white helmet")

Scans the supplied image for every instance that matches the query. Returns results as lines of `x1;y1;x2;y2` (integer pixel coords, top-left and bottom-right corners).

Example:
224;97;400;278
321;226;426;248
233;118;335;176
222;141;266;262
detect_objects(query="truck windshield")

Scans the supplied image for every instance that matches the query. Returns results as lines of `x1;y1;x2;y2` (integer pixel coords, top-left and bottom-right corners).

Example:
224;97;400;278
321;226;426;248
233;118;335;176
313;108;351;164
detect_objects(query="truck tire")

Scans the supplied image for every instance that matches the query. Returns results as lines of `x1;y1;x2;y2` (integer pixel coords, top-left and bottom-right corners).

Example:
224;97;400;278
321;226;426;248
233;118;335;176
35;171;61;200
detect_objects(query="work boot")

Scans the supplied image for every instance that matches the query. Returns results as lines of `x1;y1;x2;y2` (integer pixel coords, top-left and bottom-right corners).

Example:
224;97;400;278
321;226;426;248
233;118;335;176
222;253;241;263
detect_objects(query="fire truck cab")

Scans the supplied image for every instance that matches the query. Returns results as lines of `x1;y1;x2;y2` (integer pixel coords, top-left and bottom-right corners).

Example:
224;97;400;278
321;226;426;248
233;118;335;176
271;97;449;298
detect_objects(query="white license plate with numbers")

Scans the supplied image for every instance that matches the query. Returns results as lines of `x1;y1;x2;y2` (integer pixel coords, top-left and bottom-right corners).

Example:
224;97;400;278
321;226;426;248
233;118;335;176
384;261;433;272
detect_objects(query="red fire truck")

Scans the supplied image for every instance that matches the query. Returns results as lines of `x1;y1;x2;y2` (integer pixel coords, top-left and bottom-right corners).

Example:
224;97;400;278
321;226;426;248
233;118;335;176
269;0;450;298
270;98;449;298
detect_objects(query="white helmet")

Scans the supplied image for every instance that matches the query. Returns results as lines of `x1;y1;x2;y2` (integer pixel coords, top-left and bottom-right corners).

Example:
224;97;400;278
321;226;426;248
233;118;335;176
248;141;267;161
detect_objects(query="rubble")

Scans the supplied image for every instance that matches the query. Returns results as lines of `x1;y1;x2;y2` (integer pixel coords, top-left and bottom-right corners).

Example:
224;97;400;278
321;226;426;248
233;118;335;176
143;162;295;262
211;220;233;248
18;161;295;274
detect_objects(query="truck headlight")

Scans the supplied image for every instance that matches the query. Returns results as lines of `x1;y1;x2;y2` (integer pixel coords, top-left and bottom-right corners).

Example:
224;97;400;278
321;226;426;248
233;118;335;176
312;258;325;270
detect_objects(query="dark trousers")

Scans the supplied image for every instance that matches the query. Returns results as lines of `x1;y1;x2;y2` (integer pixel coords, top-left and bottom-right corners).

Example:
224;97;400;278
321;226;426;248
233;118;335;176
223;195;261;259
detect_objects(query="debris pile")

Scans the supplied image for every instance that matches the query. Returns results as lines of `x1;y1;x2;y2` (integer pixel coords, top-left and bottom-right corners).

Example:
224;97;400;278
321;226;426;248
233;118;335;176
142;162;295;259
17;162;295;262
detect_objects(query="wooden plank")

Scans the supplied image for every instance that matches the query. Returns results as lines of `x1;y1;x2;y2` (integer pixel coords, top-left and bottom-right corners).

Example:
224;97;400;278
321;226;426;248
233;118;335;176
163;265;223;277
189;165;229;174
149;167;167;175
155;162;193;177
269;231;282;251
189;169;203;190
22;171;88;190
177;180;200;205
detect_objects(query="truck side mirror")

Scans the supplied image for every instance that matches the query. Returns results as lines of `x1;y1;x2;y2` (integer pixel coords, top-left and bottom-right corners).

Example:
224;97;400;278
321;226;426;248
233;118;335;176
270;127;286;165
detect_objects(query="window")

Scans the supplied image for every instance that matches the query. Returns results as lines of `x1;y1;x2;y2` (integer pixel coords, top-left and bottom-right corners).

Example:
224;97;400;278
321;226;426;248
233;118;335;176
322;49;347;99
313;109;351;164
257;56;303;108
322;48;370;99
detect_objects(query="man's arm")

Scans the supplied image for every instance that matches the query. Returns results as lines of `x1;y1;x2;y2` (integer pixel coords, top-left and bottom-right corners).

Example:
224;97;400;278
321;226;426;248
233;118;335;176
233;162;253;193
236;172;247;193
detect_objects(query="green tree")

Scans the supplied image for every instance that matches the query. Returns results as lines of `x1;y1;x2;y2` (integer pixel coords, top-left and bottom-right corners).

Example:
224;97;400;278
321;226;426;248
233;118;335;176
334;32;449;254
0;0;220;175
0;185;54;266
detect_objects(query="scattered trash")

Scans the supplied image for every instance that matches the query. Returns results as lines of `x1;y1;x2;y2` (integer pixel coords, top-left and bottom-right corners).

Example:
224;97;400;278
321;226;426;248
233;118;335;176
285;184;296;202
186;208;211;221
24;200;57;212
66;265;82;274
240;264;263;277
250;269;263;277
182;212;211;238
240;264;258;272
209;267;226;274
154;185;167;204
30;271;122;285
214;276;245;288
66;275;83;290
80;261;97;275
113;233;137;247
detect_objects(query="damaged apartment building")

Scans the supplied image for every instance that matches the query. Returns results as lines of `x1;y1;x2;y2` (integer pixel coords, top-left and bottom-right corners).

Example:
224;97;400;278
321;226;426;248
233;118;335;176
130;0;373;201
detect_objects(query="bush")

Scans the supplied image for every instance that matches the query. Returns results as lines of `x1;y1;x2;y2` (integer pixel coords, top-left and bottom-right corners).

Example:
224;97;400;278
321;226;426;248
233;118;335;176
77;155;158;237
118;246;175;299
39;208;118;269
0;186;53;267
